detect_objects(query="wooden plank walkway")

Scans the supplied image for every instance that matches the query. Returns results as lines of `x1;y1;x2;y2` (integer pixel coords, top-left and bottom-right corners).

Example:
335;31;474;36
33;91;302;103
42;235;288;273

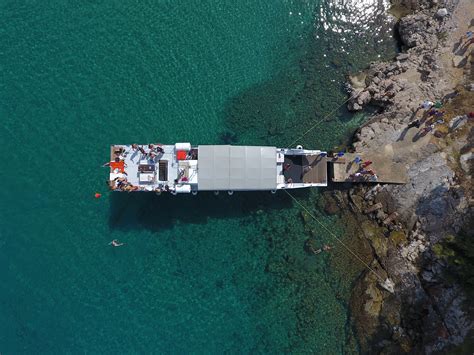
331;153;407;184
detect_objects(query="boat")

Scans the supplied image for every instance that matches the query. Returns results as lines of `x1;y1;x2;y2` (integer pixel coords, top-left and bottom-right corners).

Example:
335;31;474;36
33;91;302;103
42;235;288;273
107;143;328;194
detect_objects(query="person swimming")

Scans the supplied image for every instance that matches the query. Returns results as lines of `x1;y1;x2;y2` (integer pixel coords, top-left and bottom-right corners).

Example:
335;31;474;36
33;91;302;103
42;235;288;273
109;239;124;247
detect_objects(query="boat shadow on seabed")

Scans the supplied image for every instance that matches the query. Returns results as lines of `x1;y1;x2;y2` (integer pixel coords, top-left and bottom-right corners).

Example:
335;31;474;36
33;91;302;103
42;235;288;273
108;189;308;232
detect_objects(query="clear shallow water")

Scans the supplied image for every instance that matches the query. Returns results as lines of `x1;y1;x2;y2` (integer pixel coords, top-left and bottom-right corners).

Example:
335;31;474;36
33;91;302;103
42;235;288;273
1;0;396;352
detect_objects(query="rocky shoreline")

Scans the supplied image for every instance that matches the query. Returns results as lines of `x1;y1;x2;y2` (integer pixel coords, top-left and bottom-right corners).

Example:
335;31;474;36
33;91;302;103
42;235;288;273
330;0;473;353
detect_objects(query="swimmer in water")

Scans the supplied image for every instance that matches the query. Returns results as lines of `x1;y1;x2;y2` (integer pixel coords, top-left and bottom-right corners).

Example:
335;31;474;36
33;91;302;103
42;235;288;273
323;244;332;251
109;239;124;247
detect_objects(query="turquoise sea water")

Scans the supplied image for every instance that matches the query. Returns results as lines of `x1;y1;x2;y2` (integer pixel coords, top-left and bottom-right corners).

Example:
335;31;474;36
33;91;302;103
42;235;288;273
1;0;396;352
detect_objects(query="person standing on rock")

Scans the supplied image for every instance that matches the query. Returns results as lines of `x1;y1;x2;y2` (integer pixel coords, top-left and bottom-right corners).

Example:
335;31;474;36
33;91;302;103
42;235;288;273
408;119;421;129
421;100;434;110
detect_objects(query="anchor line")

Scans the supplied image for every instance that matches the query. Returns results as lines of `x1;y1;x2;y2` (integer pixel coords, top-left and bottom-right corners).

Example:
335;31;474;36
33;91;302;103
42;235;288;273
283;189;386;283
285;92;359;149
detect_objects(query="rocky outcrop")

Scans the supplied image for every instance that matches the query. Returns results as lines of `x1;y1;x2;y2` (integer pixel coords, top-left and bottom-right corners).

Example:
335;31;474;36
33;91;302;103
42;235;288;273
347;61;409;111
398;13;439;49
341;0;474;353
346;1;458;112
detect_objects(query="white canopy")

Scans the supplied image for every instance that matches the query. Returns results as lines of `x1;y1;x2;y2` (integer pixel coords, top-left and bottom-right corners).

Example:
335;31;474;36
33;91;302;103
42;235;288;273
197;145;277;190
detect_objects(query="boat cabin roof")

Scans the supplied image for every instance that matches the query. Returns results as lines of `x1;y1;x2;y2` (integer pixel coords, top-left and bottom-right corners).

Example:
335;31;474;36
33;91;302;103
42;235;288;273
197;145;277;190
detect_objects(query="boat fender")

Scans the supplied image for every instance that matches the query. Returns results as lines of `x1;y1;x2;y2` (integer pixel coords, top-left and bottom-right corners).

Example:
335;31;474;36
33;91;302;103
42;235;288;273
296;145;303;150
227;190;234;196
192;191;198;195
271;189;276;194
214;191;219;195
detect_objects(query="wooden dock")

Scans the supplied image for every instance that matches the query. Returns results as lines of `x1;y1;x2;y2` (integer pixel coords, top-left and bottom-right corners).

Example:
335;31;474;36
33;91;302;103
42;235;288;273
330;153;407;184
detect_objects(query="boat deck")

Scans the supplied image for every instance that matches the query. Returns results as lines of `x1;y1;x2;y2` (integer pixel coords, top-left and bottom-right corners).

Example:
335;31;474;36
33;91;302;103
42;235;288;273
110;144;179;190
283;155;328;185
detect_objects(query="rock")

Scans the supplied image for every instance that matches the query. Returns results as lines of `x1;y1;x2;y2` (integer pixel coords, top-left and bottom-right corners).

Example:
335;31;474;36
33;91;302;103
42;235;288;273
365;281;384;315
380;278;395;293
348;72;368;90
459;152;473;174
449;115;467;130
364;184;382;201
323;197;340;215
398;14;438;48
357;90;371;105
376;209;387;221
390;230;407;246
435;8;448;18
422;270;435;282
433;130;446;138
365;202;384;214
452;55;467;68
348;101;362;111
349;193;364;213
397;53;410;61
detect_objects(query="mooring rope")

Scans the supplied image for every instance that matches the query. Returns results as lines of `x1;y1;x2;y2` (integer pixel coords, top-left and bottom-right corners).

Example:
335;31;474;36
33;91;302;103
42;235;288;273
283;189;387;283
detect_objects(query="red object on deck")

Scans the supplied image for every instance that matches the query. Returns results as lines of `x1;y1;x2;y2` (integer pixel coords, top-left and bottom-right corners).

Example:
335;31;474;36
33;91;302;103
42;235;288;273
176;150;187;160
110;161;125;172
95;193;102;199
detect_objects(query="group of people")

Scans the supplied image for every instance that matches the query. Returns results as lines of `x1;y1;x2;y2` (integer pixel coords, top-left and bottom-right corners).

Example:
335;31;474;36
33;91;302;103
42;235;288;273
349;158;378;182
108;176;139;192
408;100;446;137
460;30;474;50
132;143;164;160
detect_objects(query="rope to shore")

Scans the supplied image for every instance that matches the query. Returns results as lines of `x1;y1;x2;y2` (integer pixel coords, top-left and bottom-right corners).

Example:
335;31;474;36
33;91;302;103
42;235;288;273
283;189;387;283
285;92;359;149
